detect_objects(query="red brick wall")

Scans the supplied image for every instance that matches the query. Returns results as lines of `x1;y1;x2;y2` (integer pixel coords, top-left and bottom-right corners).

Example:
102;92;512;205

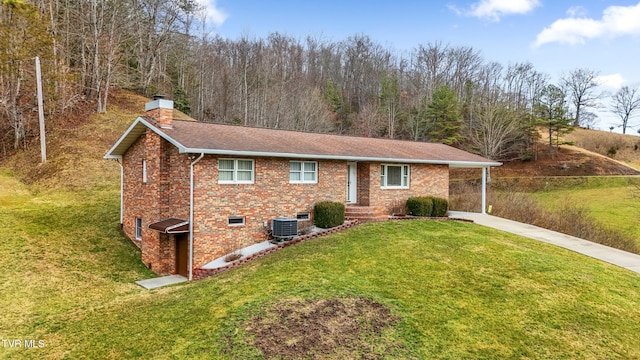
122;130;190;274
356;162;370;206
190;157;346;268
365;162;449;214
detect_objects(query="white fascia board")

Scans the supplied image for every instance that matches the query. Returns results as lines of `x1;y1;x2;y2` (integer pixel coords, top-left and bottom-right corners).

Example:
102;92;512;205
449;161;502;168
104;117;145;159
178;147;502;168
103;117;187;159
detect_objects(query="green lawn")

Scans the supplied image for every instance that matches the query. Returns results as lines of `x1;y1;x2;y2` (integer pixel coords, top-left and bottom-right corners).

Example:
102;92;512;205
2;171;640;359
532;185;640;243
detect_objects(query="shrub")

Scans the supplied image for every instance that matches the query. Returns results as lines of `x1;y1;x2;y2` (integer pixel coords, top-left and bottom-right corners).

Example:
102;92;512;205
314;201;345;228
406;197;433;217
520;150;533;161
431;197;449;217
297;220;313;235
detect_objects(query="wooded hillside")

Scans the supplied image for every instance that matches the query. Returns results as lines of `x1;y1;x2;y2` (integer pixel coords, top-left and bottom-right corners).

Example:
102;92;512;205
3;0;636;162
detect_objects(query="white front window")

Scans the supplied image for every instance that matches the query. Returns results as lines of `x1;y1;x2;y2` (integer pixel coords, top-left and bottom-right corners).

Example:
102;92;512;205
381;164;409;188
218;159;254;184
290;161;317;183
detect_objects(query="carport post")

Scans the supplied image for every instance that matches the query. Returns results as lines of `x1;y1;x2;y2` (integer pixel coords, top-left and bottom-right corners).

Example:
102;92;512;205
481;167;487;214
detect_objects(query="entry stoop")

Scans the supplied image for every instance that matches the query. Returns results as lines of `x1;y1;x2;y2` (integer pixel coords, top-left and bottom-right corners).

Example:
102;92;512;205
345;205;388;222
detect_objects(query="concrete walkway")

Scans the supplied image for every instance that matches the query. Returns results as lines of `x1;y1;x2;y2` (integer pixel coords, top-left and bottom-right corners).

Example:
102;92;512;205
449;211;640;275
201;240;277;270
135;275;187;289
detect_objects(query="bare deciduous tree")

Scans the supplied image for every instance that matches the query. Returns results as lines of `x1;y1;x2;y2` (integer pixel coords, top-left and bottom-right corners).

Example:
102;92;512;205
467;103;524;160
610;85;640;134
0;1;53;149
561;68;601;127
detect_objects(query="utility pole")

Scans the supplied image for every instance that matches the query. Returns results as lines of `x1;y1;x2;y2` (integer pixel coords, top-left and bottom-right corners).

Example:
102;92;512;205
35;56;46;163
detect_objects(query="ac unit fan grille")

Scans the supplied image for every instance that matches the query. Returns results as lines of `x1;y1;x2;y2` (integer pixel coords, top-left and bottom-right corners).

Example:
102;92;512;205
272;218;298;239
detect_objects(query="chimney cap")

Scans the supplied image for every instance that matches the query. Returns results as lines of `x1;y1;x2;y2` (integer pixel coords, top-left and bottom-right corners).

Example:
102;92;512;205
145;98;174;112
153;94;166;100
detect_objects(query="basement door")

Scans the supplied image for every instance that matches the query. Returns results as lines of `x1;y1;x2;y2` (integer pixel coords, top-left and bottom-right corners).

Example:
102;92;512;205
175;234;189;277
347;162;357;203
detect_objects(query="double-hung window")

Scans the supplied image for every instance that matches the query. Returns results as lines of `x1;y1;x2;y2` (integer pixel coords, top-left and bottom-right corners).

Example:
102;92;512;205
290;161;317;183
380;164;409;188
218;159;254;184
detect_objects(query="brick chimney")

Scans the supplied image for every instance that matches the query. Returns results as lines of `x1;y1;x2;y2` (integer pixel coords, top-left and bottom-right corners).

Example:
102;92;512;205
145;95;174;129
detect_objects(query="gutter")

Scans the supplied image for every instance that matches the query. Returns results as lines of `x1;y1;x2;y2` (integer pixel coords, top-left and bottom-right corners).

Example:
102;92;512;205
177;148;502;168
115;159;124;226
188;153;204;281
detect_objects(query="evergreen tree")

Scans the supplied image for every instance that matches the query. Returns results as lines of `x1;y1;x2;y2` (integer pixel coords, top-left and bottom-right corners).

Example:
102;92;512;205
427;85;462;145
173;86;191;115
324;79;350;133
534;84;574;153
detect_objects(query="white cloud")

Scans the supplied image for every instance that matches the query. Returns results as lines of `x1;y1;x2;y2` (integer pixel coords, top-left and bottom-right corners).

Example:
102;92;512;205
566;6;587;18
595;73;626;89
195;0;228;27
452;0;540;22
534;2;640;47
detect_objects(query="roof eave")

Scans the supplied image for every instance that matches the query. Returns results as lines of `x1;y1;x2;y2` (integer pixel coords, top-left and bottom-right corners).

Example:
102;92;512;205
449;161;502;168
177;148;502;168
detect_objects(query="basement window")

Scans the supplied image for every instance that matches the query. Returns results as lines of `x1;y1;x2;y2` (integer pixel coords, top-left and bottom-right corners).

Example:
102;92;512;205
296;212;310;220
228;216;246;226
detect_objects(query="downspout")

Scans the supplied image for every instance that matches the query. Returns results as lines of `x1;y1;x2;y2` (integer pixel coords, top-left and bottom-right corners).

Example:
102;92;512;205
189;153;205;281
116;159;124;226
481;167;487;214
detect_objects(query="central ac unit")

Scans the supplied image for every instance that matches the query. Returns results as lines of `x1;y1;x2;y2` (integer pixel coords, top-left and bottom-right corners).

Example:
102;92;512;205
272;217;298;239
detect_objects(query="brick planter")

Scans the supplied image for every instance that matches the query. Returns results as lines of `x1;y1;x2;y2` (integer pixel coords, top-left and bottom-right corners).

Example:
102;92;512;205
193;220;359;280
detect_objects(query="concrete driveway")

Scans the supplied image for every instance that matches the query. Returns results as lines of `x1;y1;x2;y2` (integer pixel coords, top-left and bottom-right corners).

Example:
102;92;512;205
449;211;640;275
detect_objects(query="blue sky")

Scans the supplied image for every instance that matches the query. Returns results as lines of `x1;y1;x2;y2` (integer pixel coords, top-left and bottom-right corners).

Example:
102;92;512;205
198;0;640;132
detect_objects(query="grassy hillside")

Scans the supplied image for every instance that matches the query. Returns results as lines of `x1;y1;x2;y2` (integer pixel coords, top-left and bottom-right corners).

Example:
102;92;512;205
564;127;640;170
3;90;146;191
532;184;640;240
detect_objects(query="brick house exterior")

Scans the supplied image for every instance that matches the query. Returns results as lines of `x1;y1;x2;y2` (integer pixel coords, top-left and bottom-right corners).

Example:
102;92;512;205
106;98;500;279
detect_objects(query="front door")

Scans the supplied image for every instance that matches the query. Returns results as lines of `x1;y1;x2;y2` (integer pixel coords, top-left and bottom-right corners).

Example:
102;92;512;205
347;162;357;203
175;234;189;277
